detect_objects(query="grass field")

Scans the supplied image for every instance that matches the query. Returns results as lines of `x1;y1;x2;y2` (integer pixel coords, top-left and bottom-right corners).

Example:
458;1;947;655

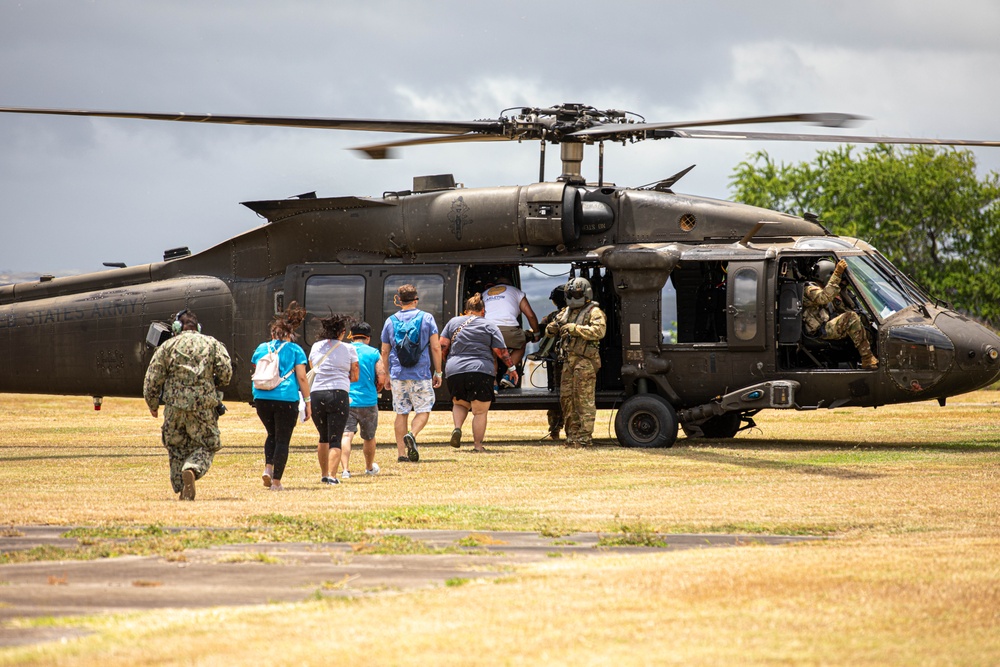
1;391;998;665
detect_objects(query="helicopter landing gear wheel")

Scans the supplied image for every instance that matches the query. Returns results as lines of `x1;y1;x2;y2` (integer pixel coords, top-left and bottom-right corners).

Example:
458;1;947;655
614;394;678;448
683;412;742;439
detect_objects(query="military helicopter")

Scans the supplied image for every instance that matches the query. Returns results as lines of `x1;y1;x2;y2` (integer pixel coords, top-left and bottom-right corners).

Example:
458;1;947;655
1;103;999;447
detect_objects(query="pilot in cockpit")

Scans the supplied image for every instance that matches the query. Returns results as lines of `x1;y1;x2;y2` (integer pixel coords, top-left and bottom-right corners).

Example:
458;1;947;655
802;258;879;369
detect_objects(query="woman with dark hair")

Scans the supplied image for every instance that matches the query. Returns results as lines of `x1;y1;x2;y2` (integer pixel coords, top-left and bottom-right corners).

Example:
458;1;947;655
439;293;517;452
309;313;359;484
250;301;311;492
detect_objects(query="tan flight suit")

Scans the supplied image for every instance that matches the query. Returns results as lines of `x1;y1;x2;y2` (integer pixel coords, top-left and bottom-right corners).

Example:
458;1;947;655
545;302;607;447
803;270;877;368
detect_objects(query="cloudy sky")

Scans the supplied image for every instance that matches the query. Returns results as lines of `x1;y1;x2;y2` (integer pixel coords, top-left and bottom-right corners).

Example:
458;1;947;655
2;0;999;276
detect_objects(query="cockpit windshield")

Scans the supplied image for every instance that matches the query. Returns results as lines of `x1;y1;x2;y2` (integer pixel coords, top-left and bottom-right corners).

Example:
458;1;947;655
844;255;924;320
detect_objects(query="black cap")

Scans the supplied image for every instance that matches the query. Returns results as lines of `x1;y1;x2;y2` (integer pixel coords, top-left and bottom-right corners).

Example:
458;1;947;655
350;321;372;338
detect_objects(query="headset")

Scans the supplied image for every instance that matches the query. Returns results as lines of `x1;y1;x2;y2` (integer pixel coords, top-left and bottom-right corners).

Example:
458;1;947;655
172;309;201;334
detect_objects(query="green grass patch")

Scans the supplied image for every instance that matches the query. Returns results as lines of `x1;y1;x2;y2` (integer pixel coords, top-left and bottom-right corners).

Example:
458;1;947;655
659;522;842;536
457;533;507;547
216;552;283;564
344;504;535;530
535;518;576;538
598;518;668;548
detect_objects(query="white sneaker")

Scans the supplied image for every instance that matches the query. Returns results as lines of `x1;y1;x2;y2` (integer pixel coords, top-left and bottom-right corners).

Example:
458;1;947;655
365;463;380;476
341;470;351;479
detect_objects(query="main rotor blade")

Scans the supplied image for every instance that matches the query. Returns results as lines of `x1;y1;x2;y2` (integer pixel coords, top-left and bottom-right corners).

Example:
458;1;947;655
352;133;514;159
660;128;1000;147
569;112;867;138
0;106;502;135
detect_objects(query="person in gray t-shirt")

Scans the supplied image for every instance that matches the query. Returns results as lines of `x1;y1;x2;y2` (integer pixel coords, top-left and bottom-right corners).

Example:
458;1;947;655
439;294;517;452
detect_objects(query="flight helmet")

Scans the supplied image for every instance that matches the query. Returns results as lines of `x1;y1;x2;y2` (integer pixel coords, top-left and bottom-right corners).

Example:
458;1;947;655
564;277;593;308
813;259;836;285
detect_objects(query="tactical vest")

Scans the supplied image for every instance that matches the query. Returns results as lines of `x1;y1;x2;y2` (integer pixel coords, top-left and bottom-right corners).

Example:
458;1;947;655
557;302;602;366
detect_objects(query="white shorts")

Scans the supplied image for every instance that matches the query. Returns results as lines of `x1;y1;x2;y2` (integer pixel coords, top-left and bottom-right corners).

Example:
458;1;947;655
390;378;436;414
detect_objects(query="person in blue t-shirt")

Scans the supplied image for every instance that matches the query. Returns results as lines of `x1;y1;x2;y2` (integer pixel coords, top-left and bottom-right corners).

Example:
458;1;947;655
379;284;442;463
250;302;311;492
339;321;387;478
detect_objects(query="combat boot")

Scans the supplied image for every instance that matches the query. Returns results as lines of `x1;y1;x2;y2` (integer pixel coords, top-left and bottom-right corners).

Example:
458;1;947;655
853;330;878;369
180;469;196;501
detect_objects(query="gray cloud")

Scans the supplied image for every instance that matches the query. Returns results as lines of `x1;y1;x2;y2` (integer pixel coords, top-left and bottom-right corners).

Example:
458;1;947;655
1;0;998;273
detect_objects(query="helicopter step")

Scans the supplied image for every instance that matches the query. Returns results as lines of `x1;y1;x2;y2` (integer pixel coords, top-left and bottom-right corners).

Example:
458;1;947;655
487;387;624;412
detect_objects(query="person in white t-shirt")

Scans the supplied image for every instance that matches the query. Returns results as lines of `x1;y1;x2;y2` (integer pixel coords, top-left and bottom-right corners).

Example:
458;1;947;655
482;277;539;388
309;313;359;485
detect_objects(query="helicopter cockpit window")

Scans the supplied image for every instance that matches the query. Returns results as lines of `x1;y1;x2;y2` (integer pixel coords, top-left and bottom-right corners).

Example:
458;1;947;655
382;274;445;328
303;275;366;343
843;255;919;320
794;237;856;250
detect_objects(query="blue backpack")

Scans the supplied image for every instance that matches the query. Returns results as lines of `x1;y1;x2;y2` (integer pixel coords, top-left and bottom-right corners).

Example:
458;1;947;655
391;311;426;367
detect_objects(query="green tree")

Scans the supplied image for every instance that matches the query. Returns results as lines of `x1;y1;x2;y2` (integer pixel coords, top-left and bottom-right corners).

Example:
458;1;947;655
729;145;1000;326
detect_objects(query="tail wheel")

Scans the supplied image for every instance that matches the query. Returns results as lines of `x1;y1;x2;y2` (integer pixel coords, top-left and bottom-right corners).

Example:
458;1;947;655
614;394;678;448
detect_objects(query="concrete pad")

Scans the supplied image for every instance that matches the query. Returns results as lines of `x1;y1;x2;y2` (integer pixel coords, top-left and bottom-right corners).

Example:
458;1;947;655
0;527;822;647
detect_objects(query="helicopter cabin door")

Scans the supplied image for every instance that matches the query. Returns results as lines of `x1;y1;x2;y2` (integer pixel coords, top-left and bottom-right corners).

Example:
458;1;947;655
726;261;767;350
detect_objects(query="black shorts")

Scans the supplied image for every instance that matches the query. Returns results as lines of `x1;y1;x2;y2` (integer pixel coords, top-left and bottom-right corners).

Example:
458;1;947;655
447;372;495;404
311;389;350;448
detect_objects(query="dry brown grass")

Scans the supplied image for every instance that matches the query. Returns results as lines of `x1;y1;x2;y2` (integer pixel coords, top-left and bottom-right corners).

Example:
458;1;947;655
1;391;998;665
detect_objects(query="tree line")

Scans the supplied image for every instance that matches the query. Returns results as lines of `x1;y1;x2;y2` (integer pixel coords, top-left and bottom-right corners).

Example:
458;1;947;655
729;145;1000;327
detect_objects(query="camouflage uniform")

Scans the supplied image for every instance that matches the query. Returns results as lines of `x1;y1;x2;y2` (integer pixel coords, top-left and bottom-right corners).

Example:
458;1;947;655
535;309;564;439
802;272;876;366
143;331;232;494
544;302;607;447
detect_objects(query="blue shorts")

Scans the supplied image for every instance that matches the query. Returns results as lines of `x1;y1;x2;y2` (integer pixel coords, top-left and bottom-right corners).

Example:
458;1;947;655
390;378;436;414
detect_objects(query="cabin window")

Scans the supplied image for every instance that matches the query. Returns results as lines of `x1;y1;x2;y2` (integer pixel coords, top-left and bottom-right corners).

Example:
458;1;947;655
667;261;728;344
731;267;759;341
382;274;445;328
660;282;677;344
303;275;366;343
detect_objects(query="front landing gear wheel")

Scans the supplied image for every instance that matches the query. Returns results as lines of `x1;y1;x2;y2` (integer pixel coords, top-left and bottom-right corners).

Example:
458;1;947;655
614;394;678;448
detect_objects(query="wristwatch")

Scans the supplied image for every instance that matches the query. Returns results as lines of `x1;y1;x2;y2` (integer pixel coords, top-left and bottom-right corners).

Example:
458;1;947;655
507;366;516;372
434;371;443;377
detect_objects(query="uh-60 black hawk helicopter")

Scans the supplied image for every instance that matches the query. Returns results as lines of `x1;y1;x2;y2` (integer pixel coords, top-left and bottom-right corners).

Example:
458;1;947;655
2;103;999;447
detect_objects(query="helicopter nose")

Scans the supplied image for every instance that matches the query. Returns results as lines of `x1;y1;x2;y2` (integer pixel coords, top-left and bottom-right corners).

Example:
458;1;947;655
886;312;1000;396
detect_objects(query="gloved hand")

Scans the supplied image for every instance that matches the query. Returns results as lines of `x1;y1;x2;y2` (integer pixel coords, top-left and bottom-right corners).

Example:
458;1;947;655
560;323;577;336
545;321;560;337
834;259;848;276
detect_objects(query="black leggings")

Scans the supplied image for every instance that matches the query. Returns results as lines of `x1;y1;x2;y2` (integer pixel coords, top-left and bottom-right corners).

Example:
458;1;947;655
255;399;300;481
311;389;350;448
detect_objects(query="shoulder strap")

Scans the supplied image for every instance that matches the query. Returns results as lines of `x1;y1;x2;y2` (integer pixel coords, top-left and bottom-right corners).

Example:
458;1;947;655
451;315;476;342
315;340;341;368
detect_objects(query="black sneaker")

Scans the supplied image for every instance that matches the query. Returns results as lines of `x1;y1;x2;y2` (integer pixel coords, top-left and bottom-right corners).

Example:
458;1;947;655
449;427;462;449
321;476;340;485
397;456;409;463
404;432;419;462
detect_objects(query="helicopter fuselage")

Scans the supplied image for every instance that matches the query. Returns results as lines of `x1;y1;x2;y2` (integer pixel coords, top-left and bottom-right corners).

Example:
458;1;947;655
2;178;997;446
